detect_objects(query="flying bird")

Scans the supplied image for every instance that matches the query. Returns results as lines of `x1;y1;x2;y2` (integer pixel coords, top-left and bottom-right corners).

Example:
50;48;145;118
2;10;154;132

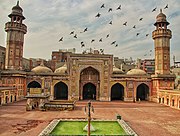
146;34;149;37
123;22;127;26
136;33;140;36
59;37;63;42
152;7;157;12
95;13;101;17
74;34;77;38
100;49;104;53
106;34;110;38
139;18;143;21
91;39;95;43
70;31;74;35
109;21;112;25
115;44;118;47
100;4;105;8
99;38;102;42
111;41;116;45
108;8;112;12
133;25;136;29
164;4;168;9
81;44;85;48
117;5;121;10
83;27;88;32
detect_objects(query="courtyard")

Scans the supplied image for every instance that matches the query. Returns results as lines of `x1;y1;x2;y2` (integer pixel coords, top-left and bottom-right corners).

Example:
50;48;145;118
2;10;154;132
0;100;180;136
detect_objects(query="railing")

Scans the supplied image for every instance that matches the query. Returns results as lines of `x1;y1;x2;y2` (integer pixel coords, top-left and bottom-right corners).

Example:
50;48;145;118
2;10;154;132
5;22;27;33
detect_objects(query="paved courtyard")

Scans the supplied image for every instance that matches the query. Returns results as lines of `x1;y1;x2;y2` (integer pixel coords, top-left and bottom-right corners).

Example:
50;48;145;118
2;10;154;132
0;100;180;136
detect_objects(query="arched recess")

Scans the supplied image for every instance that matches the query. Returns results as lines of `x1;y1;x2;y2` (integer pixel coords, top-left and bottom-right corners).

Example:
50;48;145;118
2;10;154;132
136;83;149;101
27;81;41;88
54;82;68;100
80;66;100;100
83;83;96;100
111;83;124;100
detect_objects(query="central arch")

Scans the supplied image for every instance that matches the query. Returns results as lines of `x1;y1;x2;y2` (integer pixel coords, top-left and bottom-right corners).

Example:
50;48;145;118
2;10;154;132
54;82;68;100
83;83;96;100
111;83;124;100
80;66;99;100
136;83;149;101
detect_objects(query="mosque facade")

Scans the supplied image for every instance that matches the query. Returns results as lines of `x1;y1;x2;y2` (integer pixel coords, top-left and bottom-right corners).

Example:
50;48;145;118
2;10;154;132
0;2;179;110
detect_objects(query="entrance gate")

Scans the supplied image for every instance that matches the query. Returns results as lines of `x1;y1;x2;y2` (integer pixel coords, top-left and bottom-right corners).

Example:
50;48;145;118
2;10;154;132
83;83;96;100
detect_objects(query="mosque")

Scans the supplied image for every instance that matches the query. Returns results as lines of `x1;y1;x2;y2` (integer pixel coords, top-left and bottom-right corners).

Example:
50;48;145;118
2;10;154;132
0;2;179;110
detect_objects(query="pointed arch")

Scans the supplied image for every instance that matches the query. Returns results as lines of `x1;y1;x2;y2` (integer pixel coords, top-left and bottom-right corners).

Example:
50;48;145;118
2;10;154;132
27;81;41;88
83;82;96;100
54;82;68;100
136;83;149;101
111;83;124;100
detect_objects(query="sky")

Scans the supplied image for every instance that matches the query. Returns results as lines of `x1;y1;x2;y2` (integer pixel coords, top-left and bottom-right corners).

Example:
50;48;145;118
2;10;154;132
0;0;179;63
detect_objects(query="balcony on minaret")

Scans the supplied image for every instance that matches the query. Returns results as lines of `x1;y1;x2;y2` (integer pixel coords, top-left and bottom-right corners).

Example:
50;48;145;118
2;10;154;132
152;29;171;39
5;1;27;34
5;22;27;34
152;9;171;39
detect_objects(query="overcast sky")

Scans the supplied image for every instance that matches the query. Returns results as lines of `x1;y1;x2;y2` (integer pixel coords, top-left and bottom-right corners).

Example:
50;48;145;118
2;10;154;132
0;0;179;63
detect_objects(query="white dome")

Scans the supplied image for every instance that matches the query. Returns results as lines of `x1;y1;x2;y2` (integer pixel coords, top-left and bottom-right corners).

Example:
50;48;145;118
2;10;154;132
127;68;146;75
54;63;67;74
113;65;124;74
31;62;52;73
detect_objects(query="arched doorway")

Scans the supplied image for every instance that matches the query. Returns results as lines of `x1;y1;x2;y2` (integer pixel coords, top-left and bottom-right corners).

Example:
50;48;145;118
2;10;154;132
5;96;8;103
80;67;99;100
54;82;68;100
83;83;96;100
111;83;124;100
136;83;149;101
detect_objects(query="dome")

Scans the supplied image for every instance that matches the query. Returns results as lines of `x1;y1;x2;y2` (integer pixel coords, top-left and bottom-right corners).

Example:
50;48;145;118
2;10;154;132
54;63;67;74
113;65;124;74
12;1;23;11
154;9;169;25
31;62;53;73
127;68;146;75
8;1;25;20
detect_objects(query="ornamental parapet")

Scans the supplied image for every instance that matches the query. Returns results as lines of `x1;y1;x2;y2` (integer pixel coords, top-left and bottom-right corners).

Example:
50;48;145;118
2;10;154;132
5;22;27;34
152;29;171;39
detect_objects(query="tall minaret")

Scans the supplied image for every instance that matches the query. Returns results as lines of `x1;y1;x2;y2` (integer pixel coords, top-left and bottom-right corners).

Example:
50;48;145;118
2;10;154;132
5;1;27;70
152;9;171;75
151;10;175;100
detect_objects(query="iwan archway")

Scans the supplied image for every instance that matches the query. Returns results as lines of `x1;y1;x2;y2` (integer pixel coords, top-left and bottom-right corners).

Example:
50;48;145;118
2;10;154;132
27;81;41;88
111;83;124;101
80;66;100;100
27;81;41;94
54;82;68;100
83;83;96;100
136;83;149;101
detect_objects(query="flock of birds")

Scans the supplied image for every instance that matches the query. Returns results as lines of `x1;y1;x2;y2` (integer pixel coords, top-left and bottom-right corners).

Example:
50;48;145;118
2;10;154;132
58;3;169;54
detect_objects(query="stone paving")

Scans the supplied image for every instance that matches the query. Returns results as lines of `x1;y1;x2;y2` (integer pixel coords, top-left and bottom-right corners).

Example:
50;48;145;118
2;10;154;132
0;100;180;136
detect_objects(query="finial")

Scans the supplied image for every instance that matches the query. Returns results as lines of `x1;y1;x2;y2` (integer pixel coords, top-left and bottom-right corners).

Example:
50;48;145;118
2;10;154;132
17;1;19;6
160;9;162;13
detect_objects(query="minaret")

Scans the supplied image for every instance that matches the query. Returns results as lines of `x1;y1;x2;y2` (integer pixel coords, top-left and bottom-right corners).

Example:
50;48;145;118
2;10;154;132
151;10;175;101
152;9;171;75
5;1;27;70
